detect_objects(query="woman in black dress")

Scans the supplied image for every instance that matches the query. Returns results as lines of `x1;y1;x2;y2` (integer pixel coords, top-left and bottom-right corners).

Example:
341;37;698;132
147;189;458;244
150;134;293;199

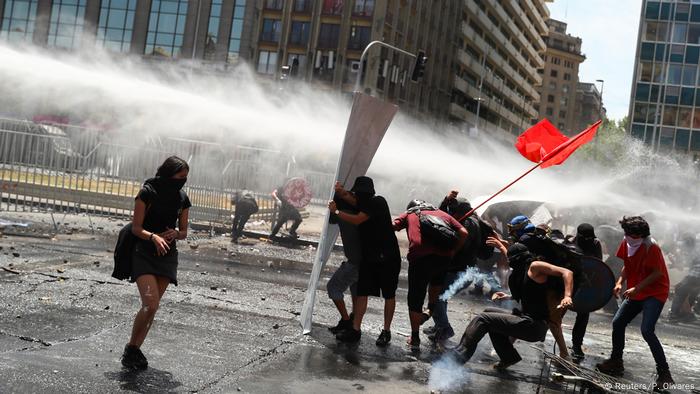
121;156;191;369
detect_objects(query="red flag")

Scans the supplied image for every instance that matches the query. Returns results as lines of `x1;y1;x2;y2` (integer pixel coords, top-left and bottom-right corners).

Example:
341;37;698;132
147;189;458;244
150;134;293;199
515;119;568;163
539;120;602;168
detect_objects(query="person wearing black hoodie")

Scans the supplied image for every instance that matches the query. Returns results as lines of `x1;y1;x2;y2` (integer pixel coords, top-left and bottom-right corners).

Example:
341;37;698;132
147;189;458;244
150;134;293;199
121;156;191;369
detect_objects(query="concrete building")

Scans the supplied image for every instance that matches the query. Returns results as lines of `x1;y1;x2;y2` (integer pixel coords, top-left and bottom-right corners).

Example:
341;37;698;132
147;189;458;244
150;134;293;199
0;0;256;64
628;0;700;157
248;0;461;121
575;81;604;132
449;0;549;138
536;18;584;135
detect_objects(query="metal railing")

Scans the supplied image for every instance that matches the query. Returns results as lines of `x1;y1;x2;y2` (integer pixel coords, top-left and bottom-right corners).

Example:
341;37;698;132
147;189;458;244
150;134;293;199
0;118;333;231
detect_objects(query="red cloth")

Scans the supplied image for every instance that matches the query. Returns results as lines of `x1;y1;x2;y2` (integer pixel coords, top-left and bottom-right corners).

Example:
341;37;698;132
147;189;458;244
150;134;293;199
515;119;568;163
540;121;601;168
393;210;465;262
616;239;670;303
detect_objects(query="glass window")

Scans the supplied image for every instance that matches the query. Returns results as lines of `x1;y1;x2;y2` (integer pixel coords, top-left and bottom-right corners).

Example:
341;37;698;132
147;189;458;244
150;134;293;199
691;131;700;150
293;0;312;13
686;45;700;63
675;129;690;151
203;0;222;60
640;61;653;82
651;84;661;101
692;5;700;22
645;21;659;41
97;0;137;52
48;0;87;49
660;2;673;20
657;21;670;41
655;43;666;61
694;109;700;128
673;23;688;43
547;94;554;103
318;23;340;48
347;25;370;50
0;0;39;43
322;0;344;15
353;0;374;17
641;42;655;60
264;0;283;10
668;64;682;84
679;108;692;128
228;0;245;62
257;50;277;74
646;1;660;19
287;53;306;76
289;21;310;46
663;105;678;125
260;18;281;42
666;86;680;104
562;84;569;93
550;69;558;77
682;87;695;105
636;83;651;101
688;24;700;44
683;65;697;85
631;123;646;140
677;3;690;21
671;44;685;62
660;127;675;147
634;103;649;123
146;0;188;57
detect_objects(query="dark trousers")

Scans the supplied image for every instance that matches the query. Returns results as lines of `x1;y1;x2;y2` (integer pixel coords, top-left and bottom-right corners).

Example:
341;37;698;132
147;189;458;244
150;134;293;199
232;212;252;239
611;297;669;371
271;204;302;236
670;275;700;316
453;307;548;364
571;312;589;347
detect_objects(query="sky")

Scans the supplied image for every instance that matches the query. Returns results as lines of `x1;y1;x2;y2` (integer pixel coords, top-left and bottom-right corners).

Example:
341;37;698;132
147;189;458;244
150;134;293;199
547;0;642;121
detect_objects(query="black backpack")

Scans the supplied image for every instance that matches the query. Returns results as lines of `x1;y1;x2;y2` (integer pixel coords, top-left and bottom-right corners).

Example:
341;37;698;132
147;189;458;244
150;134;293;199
413;209;458;249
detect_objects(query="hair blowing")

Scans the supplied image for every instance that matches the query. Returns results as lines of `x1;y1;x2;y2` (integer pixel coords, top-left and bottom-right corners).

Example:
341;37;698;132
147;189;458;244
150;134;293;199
619;216;650;238
156;156;189;178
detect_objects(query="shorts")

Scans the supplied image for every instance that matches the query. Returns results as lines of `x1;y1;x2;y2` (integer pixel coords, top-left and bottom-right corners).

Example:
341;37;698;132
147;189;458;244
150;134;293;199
327;261;359;300
356;257;401;299
407;254;449;313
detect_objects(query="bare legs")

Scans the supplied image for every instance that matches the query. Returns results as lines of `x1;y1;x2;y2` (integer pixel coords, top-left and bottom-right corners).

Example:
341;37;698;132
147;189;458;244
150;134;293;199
128;275;170;348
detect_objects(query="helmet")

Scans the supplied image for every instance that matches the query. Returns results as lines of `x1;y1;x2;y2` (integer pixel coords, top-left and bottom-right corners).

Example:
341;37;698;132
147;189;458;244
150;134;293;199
508;215;535;238
406;199;424;210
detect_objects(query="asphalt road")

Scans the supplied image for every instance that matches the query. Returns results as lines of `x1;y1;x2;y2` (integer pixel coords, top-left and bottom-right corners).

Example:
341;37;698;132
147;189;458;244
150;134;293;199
1;212;699;394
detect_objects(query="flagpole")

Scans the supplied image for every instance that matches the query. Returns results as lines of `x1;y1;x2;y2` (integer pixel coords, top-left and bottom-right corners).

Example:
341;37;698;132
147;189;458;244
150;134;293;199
458;160;542;222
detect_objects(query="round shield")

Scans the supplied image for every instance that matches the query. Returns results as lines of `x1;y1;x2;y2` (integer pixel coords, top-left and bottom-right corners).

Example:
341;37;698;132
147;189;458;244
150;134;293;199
571;256;615;313
283;177;312;208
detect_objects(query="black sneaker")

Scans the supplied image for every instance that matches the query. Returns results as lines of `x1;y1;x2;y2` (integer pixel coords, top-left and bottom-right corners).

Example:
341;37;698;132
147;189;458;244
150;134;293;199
336;328;361;343
428;326;455;343
596;358;624;376
329;316;353;334
655;368;674;392
407;334;420;350
376;330;391;347
493;355;522;371
571;345;585;360
121;345;148;370
422;325;437;335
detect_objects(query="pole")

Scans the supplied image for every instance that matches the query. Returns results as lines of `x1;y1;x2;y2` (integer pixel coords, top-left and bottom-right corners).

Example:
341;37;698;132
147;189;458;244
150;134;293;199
354;40;417;92
192;0;202;60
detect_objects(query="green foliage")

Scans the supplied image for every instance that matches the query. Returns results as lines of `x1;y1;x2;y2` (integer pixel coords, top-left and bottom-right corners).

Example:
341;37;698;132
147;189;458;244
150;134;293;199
577;116;629;164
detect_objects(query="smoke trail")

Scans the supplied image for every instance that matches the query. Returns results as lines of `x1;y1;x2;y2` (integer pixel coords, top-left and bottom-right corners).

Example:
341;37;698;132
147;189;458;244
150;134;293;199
439;266;501;302
428;354;470;393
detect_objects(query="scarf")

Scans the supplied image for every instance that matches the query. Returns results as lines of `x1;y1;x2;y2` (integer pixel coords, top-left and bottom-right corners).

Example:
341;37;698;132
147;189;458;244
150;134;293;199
625;235;644;257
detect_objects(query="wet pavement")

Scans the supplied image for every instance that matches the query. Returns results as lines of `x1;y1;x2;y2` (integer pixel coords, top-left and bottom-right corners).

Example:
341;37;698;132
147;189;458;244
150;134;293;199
1;211;699;393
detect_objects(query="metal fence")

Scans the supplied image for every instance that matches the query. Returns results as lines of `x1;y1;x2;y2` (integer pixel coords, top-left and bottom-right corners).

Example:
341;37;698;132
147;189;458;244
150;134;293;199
0;117;334;231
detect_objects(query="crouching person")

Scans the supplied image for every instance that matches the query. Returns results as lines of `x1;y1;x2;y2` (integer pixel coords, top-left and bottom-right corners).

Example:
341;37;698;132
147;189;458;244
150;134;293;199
449;243;573;370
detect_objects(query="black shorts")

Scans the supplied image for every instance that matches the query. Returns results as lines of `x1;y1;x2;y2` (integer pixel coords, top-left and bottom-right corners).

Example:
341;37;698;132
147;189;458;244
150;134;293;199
407;254;450;312
356;257;401;299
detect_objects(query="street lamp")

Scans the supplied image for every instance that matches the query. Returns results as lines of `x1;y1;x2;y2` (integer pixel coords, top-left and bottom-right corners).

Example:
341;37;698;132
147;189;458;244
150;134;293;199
472;97;484;136
595;79;604;121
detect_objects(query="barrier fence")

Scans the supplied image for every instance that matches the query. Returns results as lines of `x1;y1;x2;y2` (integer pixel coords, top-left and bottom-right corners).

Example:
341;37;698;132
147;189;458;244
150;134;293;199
0;118;334;232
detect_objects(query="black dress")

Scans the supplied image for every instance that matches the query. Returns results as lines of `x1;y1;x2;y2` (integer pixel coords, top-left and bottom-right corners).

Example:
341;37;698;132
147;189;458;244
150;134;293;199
130;178;191;285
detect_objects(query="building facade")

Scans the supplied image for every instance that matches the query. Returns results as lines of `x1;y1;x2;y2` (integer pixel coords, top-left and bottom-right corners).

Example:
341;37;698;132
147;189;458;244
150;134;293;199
575;82;604;132
628;0;700;157
449;0;549;138
536;18;584;135
248;0;460;121
0;0;256;63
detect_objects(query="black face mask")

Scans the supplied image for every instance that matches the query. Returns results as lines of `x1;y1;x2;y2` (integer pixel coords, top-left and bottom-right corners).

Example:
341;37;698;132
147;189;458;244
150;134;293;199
165;177;187;191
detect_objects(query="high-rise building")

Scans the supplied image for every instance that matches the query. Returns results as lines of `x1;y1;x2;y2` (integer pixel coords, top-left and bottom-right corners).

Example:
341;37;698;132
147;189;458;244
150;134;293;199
449;0;549;138
0;1;256;64
536;18;584;135
575;82;605;132
628;0;700;158
248;0;461;121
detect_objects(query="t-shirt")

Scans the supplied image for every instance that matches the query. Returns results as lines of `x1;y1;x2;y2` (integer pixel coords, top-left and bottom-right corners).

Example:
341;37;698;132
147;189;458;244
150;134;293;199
136;187;191;234
356;196;400;263
393;209;465;262
616;238;670;303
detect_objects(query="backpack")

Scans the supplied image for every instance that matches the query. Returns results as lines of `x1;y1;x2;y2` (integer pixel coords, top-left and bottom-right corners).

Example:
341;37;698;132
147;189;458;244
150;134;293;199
414;209;458;249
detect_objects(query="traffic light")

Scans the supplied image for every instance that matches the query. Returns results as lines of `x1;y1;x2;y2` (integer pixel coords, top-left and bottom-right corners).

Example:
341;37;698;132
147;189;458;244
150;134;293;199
411;51;427;82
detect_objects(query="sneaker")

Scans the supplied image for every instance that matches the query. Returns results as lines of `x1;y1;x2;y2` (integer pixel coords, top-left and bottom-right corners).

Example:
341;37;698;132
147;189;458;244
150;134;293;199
419;312;431;326
329;315;353;334
121;345;148;370
422;325;437;335
493;356;522;371
571;345;585;360
596;358;624;376
655;368;674;391
407;334;421;350
375;330;391;347
336;328;361;343
428;326;455;343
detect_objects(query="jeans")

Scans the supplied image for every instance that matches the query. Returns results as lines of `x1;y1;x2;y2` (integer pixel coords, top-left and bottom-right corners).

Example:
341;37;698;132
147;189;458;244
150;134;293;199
433;269;503;332
670;275;700;316
271;204;302;236
232;212;252;239
611;297;669;371
571;312;589;348
453;307;548;364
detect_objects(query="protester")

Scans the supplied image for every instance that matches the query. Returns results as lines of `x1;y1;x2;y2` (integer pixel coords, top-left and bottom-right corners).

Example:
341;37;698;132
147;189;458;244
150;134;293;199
230;190;258;243
567;223;603;360
326;182;362;334
393;200;468;349
449;242;574;370
596;216;674;389
668;235;699;323
122;156;191;369
329;176;401;347
270;181;302;239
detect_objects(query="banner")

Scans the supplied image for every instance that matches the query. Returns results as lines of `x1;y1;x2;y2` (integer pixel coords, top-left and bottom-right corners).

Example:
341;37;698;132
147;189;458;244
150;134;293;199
300;92;398;334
